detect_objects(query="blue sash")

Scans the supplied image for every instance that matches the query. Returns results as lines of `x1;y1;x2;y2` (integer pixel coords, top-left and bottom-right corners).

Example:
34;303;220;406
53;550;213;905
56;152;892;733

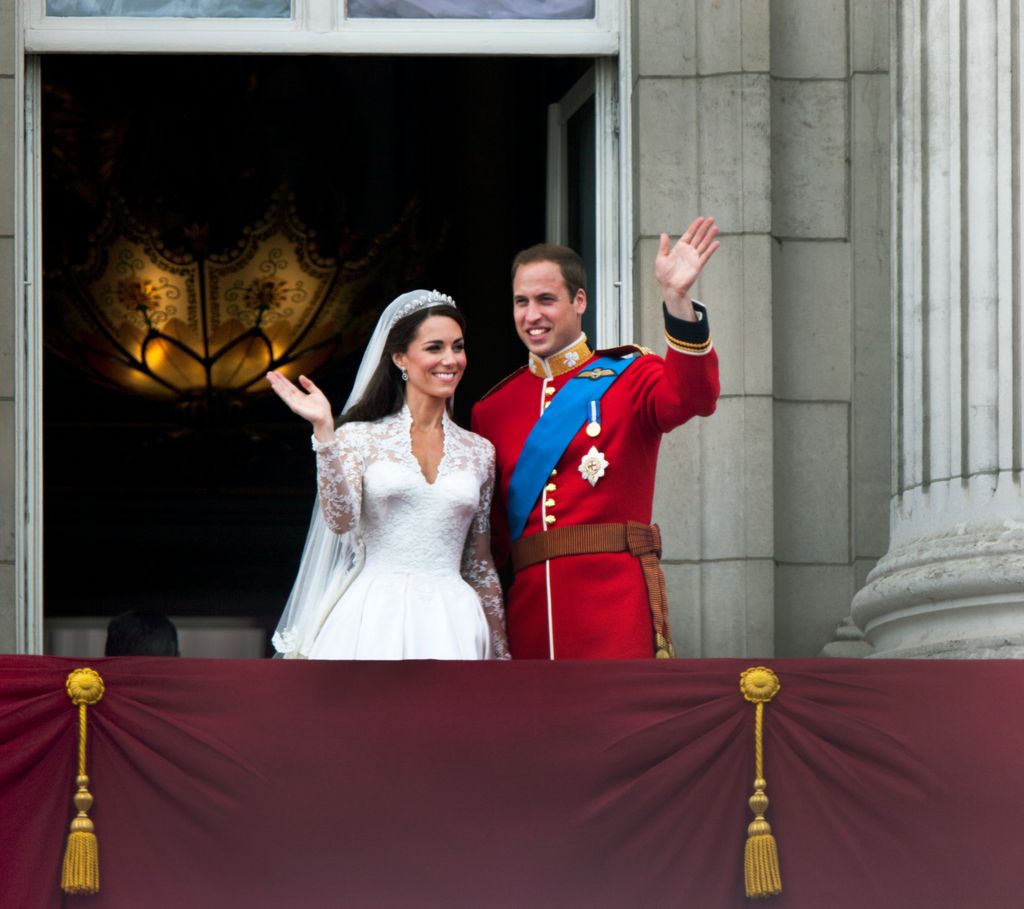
507;355;637;541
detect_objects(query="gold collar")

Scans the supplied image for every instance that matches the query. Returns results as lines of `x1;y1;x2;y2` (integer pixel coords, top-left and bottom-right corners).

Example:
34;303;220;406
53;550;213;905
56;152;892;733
528;335;593;379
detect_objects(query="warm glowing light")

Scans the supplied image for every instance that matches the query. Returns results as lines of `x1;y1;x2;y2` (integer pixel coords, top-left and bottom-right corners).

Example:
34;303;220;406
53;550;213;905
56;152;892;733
46;190;420;412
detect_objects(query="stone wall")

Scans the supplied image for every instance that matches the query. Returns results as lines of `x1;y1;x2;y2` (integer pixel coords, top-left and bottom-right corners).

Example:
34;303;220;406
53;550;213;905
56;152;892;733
632;0;774;657
634;0;891;656
772;0;890;656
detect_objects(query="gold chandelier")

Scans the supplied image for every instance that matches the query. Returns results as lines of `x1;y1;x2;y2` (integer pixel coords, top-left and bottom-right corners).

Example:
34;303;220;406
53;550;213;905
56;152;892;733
48;190;416;411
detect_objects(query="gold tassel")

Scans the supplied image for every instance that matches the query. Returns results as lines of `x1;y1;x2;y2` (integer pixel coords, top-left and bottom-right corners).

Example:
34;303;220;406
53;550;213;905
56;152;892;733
62;668;105;895
739;666;782;899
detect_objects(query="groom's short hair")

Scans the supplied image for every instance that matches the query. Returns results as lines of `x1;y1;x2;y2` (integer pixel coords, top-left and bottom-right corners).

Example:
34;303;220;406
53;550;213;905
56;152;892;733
511;244;587;301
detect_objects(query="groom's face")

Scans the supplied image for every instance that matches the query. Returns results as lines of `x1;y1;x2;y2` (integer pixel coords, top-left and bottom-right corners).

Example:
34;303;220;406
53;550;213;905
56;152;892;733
512;260;587;359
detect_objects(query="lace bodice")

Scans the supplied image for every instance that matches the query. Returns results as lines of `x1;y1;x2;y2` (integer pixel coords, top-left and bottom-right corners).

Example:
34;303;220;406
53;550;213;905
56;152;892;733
314;406;509;658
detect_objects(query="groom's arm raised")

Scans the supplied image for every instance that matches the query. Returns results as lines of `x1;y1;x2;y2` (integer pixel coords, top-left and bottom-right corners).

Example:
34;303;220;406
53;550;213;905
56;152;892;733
633;216;721;434
656;215;720;321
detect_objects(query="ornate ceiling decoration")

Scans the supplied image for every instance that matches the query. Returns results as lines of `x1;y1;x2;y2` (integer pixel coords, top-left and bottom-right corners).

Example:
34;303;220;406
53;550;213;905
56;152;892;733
47;189;423;415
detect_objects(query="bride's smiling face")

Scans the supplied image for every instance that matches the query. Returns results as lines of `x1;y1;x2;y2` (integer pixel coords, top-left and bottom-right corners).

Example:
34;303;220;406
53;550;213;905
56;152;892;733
393;315;467;401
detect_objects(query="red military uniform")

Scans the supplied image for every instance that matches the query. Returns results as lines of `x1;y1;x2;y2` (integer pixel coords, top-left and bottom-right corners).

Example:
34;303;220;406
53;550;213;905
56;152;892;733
470;304;719;659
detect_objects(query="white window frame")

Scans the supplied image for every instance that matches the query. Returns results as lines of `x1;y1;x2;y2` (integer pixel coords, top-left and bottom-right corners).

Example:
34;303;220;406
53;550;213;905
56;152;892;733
545;58;626;348
25;0;618;55
15;0;633;653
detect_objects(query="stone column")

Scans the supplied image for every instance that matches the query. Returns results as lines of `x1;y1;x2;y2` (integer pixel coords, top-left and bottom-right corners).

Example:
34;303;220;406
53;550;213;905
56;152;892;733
851;0;1024;656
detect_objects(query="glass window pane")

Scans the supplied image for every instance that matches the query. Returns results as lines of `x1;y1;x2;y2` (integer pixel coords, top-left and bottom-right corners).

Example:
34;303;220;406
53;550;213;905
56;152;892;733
46;0;290;17
348;0;594;19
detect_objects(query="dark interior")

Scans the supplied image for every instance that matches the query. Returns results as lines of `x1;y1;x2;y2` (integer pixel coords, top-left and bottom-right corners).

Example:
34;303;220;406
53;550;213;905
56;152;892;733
41;53;589;648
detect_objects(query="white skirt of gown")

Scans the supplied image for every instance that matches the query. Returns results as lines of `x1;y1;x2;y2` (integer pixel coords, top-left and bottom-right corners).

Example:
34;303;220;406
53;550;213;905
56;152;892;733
308;567;490;660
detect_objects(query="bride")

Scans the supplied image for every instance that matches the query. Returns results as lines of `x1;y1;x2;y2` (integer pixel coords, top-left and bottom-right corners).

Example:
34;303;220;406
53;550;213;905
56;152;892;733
267;289;510;660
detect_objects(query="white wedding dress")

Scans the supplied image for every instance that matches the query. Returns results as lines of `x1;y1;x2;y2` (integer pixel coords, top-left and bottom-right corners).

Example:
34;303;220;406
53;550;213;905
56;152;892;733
305;405;508;660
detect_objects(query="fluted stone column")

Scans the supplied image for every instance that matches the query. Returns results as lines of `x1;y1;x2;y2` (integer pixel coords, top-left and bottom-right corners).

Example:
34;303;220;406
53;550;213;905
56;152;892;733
852;0;1024;657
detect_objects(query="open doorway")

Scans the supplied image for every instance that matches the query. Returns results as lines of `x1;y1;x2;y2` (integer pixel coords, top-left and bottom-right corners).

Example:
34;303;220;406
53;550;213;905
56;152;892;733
40;54;592;655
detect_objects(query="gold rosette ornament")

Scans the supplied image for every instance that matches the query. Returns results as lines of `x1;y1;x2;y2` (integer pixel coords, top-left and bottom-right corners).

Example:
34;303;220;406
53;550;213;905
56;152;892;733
739;666;782;899
62;668;105;895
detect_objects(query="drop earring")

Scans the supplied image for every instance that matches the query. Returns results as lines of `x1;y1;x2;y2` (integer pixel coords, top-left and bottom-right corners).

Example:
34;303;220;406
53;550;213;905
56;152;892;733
401;369;408;382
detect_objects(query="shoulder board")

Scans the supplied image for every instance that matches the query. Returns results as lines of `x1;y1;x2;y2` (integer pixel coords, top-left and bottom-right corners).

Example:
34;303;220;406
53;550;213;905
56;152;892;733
596;343;657;359
478;365;528;401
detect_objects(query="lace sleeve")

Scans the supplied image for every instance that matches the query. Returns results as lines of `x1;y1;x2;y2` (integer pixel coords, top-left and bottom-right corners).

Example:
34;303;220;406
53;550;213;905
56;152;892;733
461;441;510;659
312;425;364;535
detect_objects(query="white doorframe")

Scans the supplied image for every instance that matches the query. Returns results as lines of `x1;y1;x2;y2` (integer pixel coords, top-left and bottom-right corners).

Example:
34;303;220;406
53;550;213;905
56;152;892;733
15;54;45;655
13;7;634;654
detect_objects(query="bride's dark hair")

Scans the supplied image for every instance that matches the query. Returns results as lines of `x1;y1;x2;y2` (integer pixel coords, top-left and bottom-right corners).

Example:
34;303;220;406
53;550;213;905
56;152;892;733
338;304;466;427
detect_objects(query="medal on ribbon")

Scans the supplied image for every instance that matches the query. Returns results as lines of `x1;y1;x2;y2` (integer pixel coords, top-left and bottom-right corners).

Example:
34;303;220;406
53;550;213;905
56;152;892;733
585;399;601;437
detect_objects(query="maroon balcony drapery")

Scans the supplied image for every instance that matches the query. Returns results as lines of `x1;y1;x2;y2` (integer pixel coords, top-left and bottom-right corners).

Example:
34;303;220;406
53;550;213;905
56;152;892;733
1;656;1020;908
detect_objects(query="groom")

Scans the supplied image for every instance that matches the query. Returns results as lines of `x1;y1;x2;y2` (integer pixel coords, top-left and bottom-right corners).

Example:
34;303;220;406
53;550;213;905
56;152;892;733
470;217;721;659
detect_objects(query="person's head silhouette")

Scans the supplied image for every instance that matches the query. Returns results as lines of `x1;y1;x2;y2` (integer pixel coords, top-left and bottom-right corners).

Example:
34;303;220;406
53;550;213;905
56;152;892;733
105;610;180;657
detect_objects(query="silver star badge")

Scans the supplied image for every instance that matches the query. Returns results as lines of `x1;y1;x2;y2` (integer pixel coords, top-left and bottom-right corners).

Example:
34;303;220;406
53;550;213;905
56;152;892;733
578;445;609;487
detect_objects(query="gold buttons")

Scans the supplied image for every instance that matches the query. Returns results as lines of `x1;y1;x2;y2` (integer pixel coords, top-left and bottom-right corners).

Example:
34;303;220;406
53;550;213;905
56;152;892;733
544;386;555;396
544;483;556;492
545;515;556;525
550;469;558;477
543;401;551;410
545;498;556;508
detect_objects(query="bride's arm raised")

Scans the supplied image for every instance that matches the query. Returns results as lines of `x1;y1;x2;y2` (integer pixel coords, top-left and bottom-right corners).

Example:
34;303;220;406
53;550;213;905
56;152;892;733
267;370;363;535
461;442;511;660
266;371;336;441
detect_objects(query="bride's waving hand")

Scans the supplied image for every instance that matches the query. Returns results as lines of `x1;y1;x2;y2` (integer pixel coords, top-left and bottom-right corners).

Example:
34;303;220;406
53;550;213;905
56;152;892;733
266;371;335;442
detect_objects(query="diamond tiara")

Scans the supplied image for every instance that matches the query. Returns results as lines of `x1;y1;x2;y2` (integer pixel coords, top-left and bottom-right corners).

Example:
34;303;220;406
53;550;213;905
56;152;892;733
392;290;457;324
